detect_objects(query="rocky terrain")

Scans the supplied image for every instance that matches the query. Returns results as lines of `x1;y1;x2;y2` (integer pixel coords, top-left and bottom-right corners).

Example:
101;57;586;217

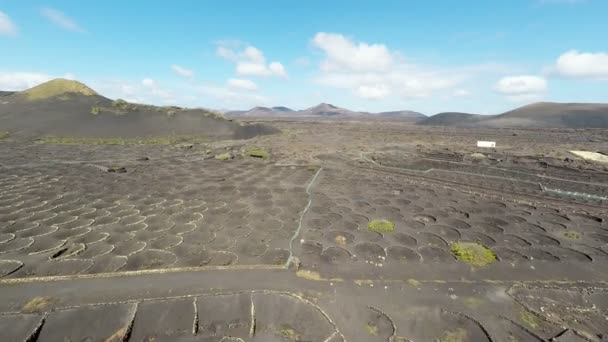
1;93;608;340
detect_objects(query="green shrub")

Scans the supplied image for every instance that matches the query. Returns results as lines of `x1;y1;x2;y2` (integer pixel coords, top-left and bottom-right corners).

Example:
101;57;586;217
112;99;128;108
368;219;395;233
90;105;100;115
450;242;496;267
215;153;232;160
563;231;581;239
245;148;270;159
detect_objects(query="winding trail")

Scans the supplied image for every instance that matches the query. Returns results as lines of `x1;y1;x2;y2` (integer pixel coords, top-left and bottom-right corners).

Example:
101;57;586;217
285;167;323;268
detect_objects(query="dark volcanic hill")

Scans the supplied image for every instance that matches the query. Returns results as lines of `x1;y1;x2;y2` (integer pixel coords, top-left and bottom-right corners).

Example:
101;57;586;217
298;103;361;117
272;106;294;112
226;106;296;118
373;110;426;121
417;112;485;126
0;79;277;138
224;103;426;121
418;102;608;129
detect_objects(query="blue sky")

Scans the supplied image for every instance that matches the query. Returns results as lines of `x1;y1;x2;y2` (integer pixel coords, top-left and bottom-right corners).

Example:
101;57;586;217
1;0;607;114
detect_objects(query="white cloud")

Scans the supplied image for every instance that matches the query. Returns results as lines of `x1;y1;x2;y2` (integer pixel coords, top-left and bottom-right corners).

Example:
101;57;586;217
0;71;75;90
0;11;17;36
142;78;156;88
312;33;468;100
0;72;51;90
495;75;547;94
171;64;194;78
216;43;287;78
495;75;547;102
243;46;265;64
216;46;237;61
312;32;393;72
198;84;269;107
268;62;287;78
227;78;258;91
40;7;85;33
553;50;608;79
355;84;390;100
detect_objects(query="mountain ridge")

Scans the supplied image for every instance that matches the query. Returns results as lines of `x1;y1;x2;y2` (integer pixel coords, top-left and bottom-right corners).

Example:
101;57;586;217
417;102;608;128
224;103;426;121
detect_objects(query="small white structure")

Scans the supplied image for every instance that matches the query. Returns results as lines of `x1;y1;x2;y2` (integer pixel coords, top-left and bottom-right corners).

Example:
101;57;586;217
477;141;496;148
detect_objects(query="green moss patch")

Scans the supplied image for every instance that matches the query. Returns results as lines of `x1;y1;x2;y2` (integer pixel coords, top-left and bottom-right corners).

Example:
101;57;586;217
40;135;207;145
563;231;581;239
406;279;421;287
90;105;100;115
368;219;395;233
307;165;320;172
0;131;8;140
245;148;270;159
112;99;128;108
450;242;496;267
437;328;467;342
277;325;298;339
22;296;56;314
22;79;96;100
365;323;379;336
214;153;233;160
520;309;539;329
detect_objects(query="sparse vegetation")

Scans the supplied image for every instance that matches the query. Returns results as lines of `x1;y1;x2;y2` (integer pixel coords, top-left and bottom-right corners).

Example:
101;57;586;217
307;165;320;172
368;219;395;233
278;325;298;339
296;269;323;281
90;105;100;115
406;278;421;287
245;148;270;159
202;110;228;120
112;99;128;108
0;131;8;140
22;79;96;100
520;309;539;329
40;135;208;145
366;323;379;336
463;296;484;309
563;231;581;239
334;235;347;246
450;242;496;267
436;328;467;342
22;296;56;313
215;152;233;160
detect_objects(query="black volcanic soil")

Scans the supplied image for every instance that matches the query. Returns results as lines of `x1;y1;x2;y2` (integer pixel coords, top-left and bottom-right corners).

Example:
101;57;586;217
0;93;277;139
1;120;608;341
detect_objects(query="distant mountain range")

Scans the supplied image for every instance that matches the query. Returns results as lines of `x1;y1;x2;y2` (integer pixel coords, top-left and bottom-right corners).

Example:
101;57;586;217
223;103;427;121
4;80;608;129
417;102;608;129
